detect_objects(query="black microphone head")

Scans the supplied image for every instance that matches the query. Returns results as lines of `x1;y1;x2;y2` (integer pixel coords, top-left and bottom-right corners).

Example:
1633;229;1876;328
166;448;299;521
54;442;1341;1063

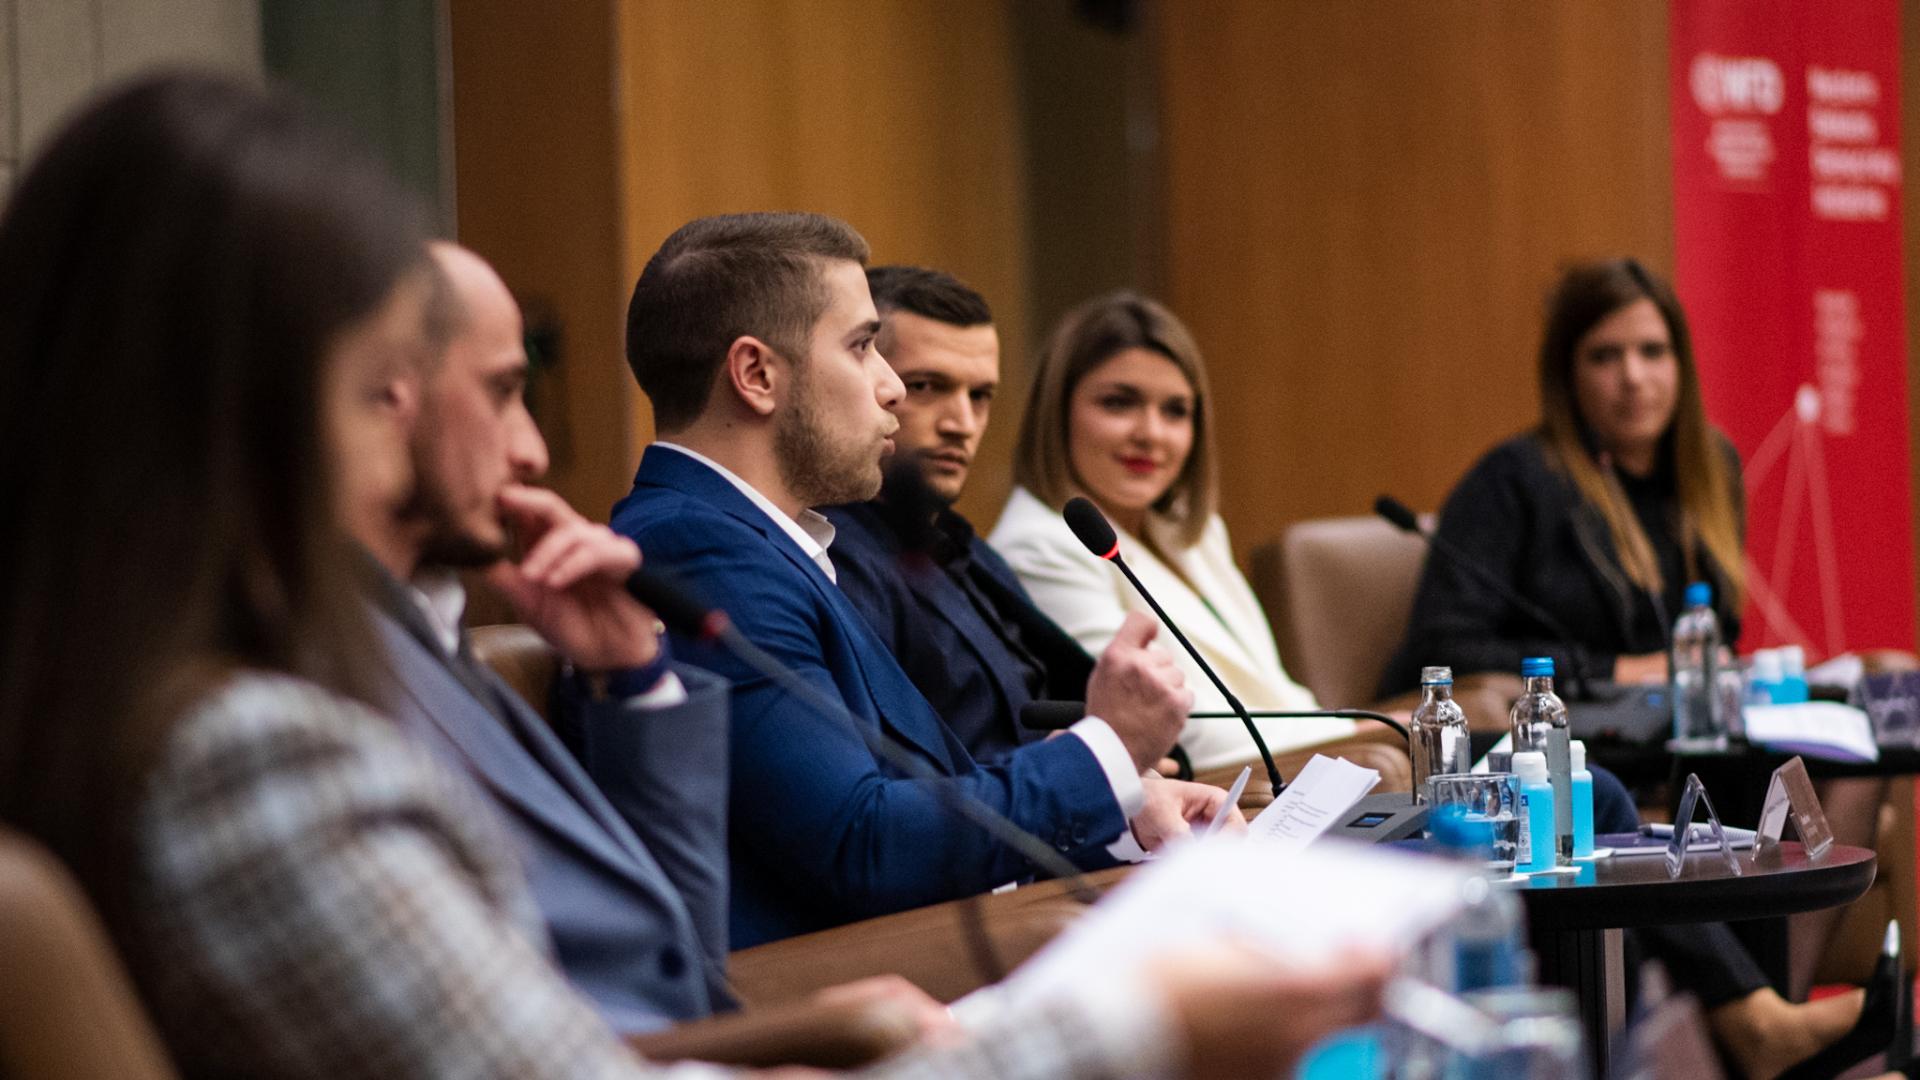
1018;700;1087;732
625;567;725;641
1374;495;1421;534
1062;497;1119;560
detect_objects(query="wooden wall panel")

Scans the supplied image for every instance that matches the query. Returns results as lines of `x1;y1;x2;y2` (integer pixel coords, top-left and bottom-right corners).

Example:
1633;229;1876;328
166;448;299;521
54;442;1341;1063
448;1;632;521
1158;2;1674;558
616;0;1033;527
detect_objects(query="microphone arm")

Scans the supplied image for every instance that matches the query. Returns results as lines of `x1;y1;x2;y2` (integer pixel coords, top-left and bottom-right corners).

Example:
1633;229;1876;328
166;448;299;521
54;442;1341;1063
1190;709;1410;745
1374;495;1596;699
626;569;1101;905
1109;549;1287;796
1023;701;1410;748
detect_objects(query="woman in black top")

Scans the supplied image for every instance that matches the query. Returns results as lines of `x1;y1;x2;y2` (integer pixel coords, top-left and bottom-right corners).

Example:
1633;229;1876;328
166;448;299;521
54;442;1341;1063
1383;257;1744;695
1385;260;1897;1078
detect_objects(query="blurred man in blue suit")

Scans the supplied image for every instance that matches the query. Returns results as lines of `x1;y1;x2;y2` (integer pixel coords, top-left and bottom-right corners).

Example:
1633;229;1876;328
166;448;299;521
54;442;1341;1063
607;213;1237;948
350;242;734;1032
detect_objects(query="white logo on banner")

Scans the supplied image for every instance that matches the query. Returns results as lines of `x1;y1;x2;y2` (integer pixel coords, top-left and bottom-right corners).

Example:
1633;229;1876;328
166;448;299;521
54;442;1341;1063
1692;54;1784;184
1691;54;1786;115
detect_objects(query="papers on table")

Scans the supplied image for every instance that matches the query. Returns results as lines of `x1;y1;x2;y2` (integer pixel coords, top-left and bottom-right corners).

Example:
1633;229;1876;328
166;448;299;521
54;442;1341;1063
1602;824;1757;857
1743;702;1878;762
988;835;1473;1012
1247;754;1381;849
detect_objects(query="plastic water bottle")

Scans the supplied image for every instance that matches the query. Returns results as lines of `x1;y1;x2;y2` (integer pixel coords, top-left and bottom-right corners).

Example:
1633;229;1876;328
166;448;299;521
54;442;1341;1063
1410;665;1471;804
1426;807;1531;989
1670;581;1726;746
1570;740;1595;859
1513;751;1557;874
1509;657;1573;866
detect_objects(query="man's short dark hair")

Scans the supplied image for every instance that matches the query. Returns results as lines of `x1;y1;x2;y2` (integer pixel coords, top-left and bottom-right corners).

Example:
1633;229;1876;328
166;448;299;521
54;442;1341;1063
866;265;992;328
626;212;869;432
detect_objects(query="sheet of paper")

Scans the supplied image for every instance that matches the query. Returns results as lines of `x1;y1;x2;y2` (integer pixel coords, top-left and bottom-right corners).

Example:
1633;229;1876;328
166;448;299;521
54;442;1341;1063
985;836;1472;1014
1743;702;1879;762
1247;754;1381;850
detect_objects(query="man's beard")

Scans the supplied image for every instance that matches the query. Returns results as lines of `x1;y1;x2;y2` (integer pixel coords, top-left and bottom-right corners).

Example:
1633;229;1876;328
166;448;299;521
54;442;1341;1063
399;452;509;569
774;375;884;508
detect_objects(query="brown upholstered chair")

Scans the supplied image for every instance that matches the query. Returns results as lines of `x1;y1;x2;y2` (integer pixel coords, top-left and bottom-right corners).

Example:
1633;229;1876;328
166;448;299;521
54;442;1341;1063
0;827;176;1080
1248;515;1518;733
470;622;562;722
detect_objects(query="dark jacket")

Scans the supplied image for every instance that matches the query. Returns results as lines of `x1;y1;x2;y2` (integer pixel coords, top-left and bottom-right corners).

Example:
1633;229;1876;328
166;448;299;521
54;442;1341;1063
824;500;1096;761
1380;432;1744;696
609;447;1126;947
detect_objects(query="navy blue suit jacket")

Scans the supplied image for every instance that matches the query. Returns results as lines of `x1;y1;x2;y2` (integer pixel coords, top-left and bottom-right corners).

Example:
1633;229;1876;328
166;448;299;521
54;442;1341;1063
608;446;1126;947
370;582;732;1033
825;501;1095;761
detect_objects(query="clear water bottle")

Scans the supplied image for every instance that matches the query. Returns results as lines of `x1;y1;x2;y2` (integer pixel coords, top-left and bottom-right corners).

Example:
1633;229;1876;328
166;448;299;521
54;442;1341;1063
1448;874;1531;991
1716;645;1746;739
1509;657;1573;866
1670;581;1726;747
1410;665;1471;804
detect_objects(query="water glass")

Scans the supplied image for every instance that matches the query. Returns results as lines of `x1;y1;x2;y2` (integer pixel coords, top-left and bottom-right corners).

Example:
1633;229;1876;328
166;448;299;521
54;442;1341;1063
1429;772;1520;874
1452;987;1590;1079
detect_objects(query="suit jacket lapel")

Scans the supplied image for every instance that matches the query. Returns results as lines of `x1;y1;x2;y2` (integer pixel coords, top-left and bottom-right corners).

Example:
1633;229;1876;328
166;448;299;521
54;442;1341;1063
373;612;667;883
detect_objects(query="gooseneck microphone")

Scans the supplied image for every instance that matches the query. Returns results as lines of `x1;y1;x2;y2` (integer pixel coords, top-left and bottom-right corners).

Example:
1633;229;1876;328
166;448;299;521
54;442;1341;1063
1373;494;1596;699
624;567;1099;905
1061;497;1286;796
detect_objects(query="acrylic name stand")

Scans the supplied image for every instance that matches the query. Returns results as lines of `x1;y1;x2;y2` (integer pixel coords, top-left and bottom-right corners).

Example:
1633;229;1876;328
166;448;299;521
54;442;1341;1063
1665;774;1743;880
1750;755;1835;865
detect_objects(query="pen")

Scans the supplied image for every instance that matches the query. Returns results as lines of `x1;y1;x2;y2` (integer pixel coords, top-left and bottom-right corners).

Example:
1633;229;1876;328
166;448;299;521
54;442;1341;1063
1205;765;1252;837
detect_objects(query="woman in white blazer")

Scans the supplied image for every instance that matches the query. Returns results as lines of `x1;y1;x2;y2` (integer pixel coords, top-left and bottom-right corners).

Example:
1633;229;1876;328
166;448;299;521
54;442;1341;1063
990;291;1360;774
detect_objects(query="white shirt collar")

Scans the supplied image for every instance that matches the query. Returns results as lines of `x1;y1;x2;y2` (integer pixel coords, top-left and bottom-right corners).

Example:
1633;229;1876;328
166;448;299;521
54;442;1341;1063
408;566;467;657
653;442;838;581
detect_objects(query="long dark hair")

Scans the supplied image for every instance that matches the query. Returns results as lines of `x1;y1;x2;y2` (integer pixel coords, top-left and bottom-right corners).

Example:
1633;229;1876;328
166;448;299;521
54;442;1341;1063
0;73;431;913
1536;258;1744;606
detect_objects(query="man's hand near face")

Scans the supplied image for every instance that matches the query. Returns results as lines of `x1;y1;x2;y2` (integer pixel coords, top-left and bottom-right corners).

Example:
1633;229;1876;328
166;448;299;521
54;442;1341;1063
483;484;660;673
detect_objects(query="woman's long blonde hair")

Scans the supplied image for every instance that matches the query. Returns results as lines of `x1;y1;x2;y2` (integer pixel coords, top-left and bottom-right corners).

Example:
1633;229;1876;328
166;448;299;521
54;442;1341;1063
1537;258;1744;606
1012;290;1218;548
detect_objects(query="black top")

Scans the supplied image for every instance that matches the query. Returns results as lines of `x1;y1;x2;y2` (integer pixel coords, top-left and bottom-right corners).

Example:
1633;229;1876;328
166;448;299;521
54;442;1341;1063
825;500;1096;761
1379;432;1743;696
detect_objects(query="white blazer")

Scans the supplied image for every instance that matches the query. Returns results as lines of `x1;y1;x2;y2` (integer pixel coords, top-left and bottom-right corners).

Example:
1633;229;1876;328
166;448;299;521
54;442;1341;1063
989;487;1355;772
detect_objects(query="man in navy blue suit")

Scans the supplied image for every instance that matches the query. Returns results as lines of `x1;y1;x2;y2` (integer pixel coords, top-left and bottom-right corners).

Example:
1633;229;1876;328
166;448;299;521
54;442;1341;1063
824;266;1093;764
607;213;1238;947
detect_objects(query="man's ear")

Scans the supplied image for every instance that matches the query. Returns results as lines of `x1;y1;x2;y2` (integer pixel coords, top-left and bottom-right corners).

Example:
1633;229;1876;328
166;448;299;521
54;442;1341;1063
723;335;784;418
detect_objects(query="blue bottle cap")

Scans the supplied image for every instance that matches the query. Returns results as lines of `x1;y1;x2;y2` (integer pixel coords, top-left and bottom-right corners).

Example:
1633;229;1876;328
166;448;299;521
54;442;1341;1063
1521;656;1554;678
1685;581;1712;607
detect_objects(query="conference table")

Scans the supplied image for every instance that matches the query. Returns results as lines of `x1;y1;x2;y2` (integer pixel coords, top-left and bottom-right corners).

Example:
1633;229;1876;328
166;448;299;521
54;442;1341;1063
730;839;1873;1077
1513;840;1877;1076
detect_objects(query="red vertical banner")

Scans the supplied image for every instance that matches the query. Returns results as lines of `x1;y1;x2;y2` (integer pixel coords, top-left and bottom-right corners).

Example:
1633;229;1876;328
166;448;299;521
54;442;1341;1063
1671;0;1913;658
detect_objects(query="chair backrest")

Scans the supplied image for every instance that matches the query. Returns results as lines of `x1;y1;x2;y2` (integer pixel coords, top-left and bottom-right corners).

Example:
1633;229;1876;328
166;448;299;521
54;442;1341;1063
1248;514;1431;708
0;827;177;1080
470;623;560;723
